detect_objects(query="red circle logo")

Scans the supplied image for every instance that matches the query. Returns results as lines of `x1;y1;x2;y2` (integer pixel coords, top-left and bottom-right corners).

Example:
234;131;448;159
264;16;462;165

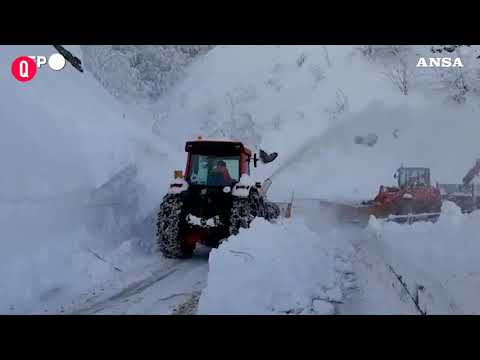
11;56;37;82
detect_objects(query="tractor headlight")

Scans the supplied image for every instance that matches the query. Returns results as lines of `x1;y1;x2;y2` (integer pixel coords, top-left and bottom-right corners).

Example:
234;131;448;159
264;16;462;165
223;186;231;193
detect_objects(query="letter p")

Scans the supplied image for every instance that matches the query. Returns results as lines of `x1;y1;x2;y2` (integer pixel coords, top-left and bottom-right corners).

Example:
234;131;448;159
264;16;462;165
36;56;47;68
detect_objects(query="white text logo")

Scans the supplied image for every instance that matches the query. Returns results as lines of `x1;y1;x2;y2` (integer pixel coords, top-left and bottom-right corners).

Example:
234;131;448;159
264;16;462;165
416;57;464;68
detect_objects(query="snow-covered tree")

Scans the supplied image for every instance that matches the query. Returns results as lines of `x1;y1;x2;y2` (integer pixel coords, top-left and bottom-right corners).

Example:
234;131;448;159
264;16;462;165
358;45;415;95
427;46;480;103
358;45;409;63
324;89;349;119
359;45;480;101
382;56;412;95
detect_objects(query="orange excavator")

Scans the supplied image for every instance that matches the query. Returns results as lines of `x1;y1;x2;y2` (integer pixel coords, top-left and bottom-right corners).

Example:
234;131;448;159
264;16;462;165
361;166;442;223
320;166;442;225
325;166;443;225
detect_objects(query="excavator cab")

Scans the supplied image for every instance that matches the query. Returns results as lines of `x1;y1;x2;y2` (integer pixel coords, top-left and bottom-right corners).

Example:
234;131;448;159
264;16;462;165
395;167;431;188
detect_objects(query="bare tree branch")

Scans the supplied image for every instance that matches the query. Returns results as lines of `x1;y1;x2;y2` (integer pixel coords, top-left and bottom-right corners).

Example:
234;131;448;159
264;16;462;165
382;56;411;95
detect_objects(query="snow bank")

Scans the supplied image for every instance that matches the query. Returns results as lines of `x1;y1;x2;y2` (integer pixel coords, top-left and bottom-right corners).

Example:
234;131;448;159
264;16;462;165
365;202;480;314
0;45;176;313
198;218;353;315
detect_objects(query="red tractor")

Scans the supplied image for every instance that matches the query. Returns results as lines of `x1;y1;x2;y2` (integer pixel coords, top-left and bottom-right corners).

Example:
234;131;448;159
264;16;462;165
362;166;442;222
156;138;279;258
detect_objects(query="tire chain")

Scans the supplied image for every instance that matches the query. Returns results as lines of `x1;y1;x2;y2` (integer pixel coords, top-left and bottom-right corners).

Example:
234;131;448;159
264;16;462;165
156;194;191;259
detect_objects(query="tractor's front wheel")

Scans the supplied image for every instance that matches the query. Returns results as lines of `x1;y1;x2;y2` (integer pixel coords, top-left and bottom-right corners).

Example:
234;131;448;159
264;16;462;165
156;194;194;259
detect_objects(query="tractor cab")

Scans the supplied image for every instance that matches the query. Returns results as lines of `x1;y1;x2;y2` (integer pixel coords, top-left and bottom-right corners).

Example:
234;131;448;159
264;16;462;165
395;167;431;188
176;139;276;188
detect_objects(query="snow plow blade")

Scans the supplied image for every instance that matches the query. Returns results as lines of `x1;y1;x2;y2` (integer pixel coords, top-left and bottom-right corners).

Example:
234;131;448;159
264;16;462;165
319;201;441;226
382;212;441;224
294;199;441;226
317;200;371;225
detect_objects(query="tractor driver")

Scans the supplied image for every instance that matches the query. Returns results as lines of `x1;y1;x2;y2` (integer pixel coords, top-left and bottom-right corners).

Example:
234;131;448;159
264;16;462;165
408;176;416;187
209;160;233;186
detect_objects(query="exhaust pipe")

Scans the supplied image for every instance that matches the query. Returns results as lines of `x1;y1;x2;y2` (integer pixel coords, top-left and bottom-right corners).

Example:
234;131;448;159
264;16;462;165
259;178;272;197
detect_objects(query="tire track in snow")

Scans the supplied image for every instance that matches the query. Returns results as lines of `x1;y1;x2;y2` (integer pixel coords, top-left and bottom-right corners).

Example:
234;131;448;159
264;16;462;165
68;249;210;315
70;261;182;315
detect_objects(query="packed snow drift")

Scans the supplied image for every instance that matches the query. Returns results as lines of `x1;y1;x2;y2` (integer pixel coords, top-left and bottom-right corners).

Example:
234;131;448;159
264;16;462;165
198;218;354;315
366;201;480;314
0;45;178;313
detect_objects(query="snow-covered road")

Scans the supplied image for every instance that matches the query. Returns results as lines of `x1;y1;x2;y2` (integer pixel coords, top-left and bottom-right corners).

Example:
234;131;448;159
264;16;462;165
43;200;402;315
55;199;410;315
299;199;418;314
64;247;209;315
48;200;357;315
335;229;419;315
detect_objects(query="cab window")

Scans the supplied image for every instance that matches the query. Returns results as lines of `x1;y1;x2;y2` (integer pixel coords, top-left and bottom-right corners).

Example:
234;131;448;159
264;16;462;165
189;155;240;185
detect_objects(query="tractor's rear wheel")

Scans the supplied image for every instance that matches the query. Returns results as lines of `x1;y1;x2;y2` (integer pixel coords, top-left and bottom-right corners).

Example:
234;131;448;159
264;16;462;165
264;201;280;221
228;192;280;237
250;190;280;222
229;195;255;236
156;194;193;259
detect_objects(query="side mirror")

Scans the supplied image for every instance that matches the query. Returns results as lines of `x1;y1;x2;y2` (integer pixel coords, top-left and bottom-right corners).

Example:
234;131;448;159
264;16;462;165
259;150;278;164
